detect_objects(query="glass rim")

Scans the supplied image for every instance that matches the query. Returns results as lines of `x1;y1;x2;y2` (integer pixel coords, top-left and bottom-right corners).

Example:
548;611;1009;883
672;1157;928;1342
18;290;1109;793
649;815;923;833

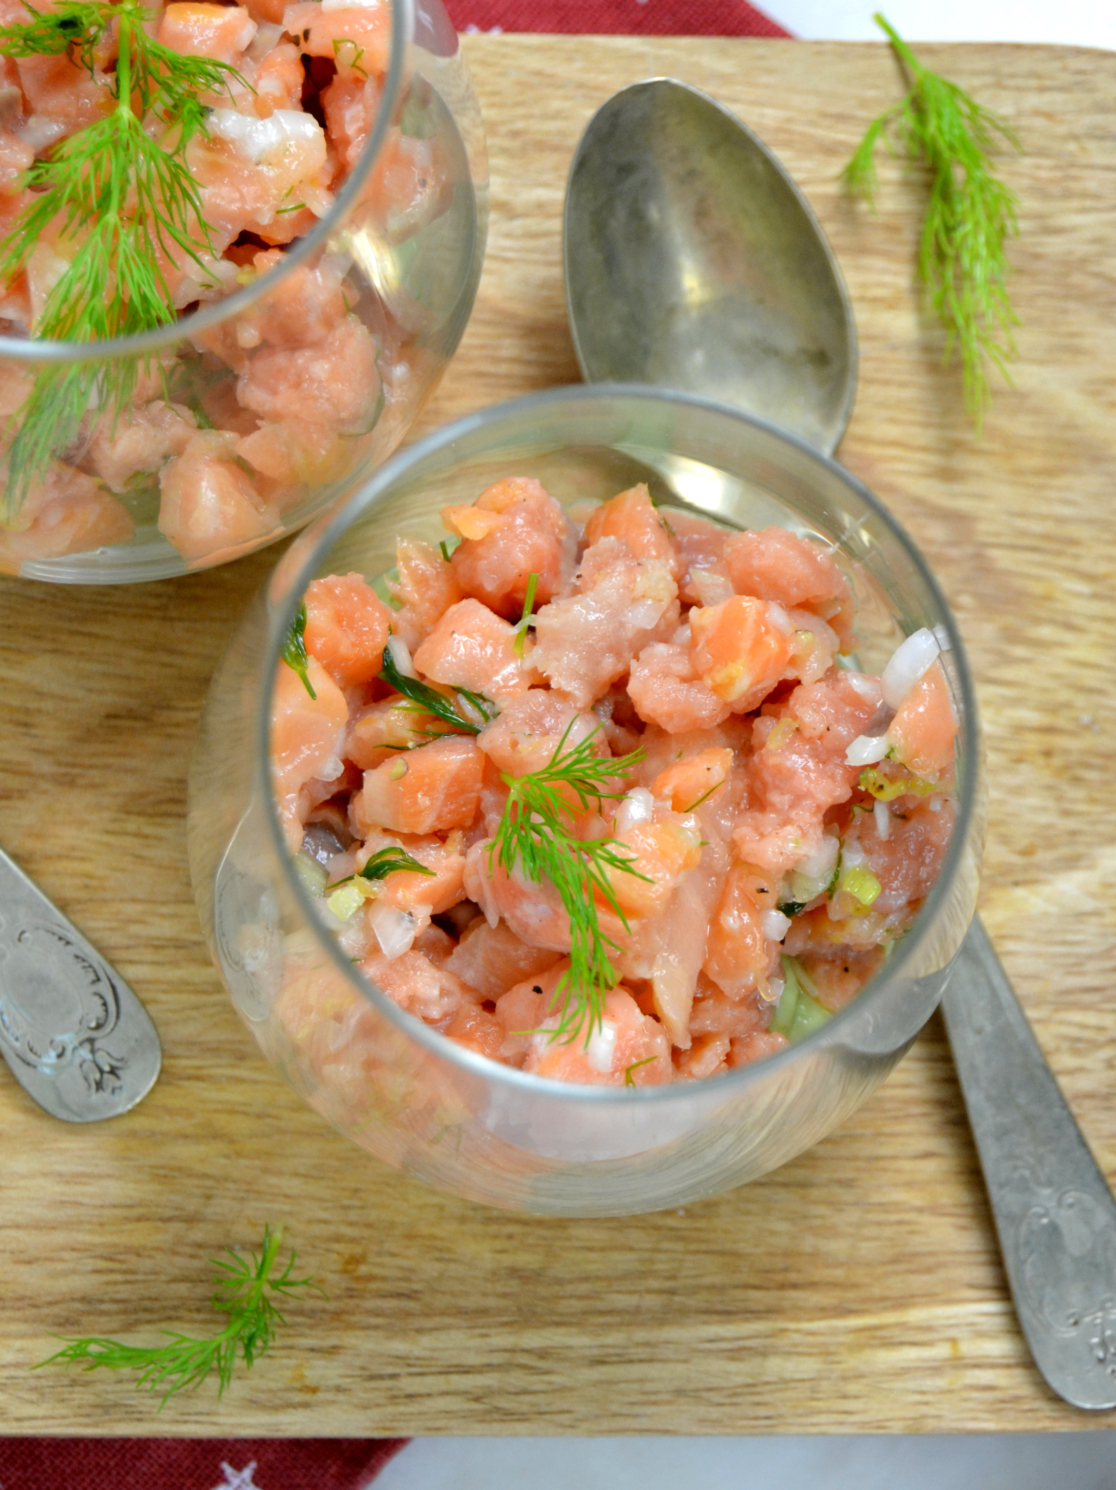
0;0;414;365
258;383;981;1107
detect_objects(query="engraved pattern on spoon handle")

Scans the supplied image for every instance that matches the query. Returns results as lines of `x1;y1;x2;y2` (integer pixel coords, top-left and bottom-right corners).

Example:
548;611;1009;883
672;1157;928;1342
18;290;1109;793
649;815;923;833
941;917;1116;1409
0;846;161;1122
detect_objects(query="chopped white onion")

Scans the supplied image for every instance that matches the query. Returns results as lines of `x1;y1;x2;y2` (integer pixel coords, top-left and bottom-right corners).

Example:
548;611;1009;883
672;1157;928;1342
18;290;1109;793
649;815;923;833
209;107;320;164
844;670;882;703
874;799;891;841
797;835;839;882
761;909;791;943
368;901;417;960
386;634;417;678
768;601;793;635
615;787;655;835
586;1019;618;1073
18;115;69;152
760;975;784;1007
933;624;952;652
845;733;890;767
689;569;733;608
881;627;940;709
247;19;283;59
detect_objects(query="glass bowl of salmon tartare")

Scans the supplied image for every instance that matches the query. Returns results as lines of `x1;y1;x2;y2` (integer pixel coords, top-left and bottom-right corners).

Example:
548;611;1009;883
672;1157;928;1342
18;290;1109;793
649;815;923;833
0;0;485;581
188;385;982;1215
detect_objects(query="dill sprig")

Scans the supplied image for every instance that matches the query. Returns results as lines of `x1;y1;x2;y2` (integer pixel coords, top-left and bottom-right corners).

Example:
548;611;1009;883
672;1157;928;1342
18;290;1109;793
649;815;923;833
489;725;650;1043
327;844;434;890
0;0;245;514
512;571;539;657
379;643;493;735
37;1226;323;1407
843;12;1020;428
281;602;317;699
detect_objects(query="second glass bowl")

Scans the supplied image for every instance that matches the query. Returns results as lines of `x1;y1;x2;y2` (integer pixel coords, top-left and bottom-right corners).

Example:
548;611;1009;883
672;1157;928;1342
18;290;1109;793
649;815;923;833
188;386;982;1216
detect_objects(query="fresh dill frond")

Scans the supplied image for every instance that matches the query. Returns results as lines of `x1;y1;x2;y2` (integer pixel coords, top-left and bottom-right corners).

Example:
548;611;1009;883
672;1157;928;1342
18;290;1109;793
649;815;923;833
379;644;493;734
843;12;1020;428
512;571;539;657
37;1226;323;1407
623;1055;656;1086
489;724;650;1044
281;603;316;699
0;0;246;513
326;844;434;890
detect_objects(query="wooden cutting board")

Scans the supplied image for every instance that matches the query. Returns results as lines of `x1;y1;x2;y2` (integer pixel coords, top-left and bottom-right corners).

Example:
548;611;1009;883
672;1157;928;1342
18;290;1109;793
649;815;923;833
1;36;1115;1436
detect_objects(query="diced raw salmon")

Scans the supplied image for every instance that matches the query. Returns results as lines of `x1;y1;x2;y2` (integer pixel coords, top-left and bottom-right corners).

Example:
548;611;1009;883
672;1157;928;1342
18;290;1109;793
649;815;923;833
304;571;392;688
689;595;795;711
87;400;197;493
477;689;604;779
722;526;855;649
271;654;349;852
494;960;571;1065
800;948;885;1013
15;54;110;132
607;806;702;921
448;477;577;620
345;695;446;770
463;839;574;954
412;597;540;703
321;72;383;173
674;1032;730;1081
238;250;349;350
444;917;562;1000
387;537;462;651
237;316;381;432
628;641;732;733
689;972;769;1040
728;1031;789;1066
158;4;258;63
236;419;346;494
366;128;453;240
583;483;681;579
444;1001;505;1061
846;796;957;916
251;41;305;115
239;0;287;21
703;863;778;1001
358;946;476;1024
524;986;672;1086
652;748;734;813
0;463;132;572
364;831;467;917
352;735;484;836
667;509;732;605
0;124;32;194
284;1;391;73
886;660;957;779
532;538;680;708
158;429;281;564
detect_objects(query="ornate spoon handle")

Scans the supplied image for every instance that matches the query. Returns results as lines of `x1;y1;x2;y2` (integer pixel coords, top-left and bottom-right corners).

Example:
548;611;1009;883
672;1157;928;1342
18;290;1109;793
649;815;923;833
942;917;1116;1409
0;845;160;1122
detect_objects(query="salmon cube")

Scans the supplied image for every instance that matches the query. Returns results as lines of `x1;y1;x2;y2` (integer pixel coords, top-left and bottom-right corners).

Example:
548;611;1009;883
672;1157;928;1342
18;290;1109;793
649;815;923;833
652;747;734;813
358;947;476;1024
321;71;381;173
444;1001;505;1061
728;1031;789;1066
628;642;732;733
284;1;390;73
368;832;466;917
524;986;672;1086
722;526;855;648
352;736;484;836
669;509;732;605
690;596;794;710
157;430;280;564
445;918;561;1001
607;812;703;921
583;483;681;578
158;4;257;62
271;655;349;853
304;571;392;688
674;1033;730;1081
237;317;381;433
88;400;197;494
412;597;539;703
886;660;957;779
345;696;445;770
494;960;571;1065
448;476;576;620
387;537;462;650
0;463;132;572
703;864;777;1000
476;690;604;779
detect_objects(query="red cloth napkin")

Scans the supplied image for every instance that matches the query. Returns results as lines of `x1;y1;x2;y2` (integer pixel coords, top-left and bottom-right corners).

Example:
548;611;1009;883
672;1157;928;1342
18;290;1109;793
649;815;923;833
0;1438;408;1489
7;1;786;1485
444;0;790;36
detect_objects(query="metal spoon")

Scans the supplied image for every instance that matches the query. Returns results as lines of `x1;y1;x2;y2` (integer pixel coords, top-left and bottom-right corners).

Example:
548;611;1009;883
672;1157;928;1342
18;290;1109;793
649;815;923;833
564;78;1116;1410
0;845;161;1121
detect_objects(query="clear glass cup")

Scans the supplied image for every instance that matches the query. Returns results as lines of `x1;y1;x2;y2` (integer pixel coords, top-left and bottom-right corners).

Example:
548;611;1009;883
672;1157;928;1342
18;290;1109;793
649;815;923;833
0;0;486;583
188;386;983;1216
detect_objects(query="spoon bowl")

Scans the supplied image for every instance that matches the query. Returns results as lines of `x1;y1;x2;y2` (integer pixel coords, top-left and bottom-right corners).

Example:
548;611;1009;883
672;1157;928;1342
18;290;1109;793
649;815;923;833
564;77;857;455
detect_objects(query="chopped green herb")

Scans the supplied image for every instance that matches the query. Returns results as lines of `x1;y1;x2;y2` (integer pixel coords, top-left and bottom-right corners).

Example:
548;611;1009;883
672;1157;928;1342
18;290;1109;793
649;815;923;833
326;845;434;891
281;603;316;700
489;723;650;1044
37;1226;323;1407
843;12;1020;428
512;571;539;657
379;644;492;735
623;1055;657;1087
776;900;808;918
439;539;452;563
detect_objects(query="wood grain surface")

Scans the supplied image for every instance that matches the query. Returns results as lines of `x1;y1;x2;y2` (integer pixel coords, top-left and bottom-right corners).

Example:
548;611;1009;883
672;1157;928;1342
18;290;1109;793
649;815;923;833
1;36;1115;1436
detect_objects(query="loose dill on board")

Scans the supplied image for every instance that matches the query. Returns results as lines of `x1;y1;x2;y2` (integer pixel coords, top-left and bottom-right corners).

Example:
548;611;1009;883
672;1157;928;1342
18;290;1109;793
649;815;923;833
37;1226;323;1407
489;724;651;1045
843;12;1020;429
0;0;245;516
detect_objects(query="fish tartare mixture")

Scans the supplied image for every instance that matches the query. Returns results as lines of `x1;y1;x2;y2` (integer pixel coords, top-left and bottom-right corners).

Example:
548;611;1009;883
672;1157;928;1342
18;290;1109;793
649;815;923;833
272;478;959;1087
0;0;447;570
